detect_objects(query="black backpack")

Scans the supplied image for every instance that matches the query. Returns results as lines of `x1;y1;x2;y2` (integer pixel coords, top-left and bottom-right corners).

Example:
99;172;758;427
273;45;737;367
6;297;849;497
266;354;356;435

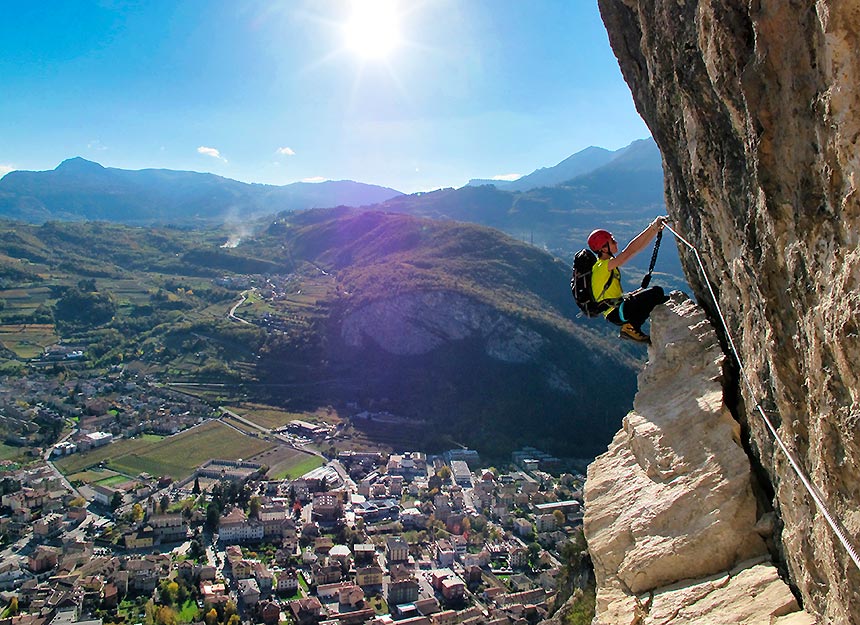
570;248;615;318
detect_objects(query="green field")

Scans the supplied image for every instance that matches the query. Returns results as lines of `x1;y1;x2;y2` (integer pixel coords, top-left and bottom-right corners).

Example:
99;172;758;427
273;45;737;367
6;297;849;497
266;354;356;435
270;454;324;480
96;474;130;487
67;467;123;484
0;443;24;461
177;599;200;623
55;421;275;480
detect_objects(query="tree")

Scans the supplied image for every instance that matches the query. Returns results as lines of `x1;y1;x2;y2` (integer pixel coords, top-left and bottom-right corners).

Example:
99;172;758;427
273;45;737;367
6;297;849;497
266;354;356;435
193;476;201;495
111;491;124;511
553;509;566;527
528;541;541;566
205;502;220;531
205;609;218;625
132;503;145;522
53;287;116;329
144;600;157;625
160;494;170;514
155;605;177;625
189;539;205;561
223;600;238;623
159;580;179;606
8;597;19;616
248;496;261;519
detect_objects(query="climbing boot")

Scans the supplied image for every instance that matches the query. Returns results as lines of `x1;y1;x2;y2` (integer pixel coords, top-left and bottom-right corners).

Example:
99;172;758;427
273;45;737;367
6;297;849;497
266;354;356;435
620;323;650;344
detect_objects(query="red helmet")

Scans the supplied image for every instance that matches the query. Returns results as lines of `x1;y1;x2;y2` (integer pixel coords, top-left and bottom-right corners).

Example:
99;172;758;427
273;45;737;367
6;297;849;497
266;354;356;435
587;229;613;252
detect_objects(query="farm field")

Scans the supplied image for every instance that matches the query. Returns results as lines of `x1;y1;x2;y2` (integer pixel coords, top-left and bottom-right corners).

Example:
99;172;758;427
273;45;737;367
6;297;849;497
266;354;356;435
0;443;24;461
233;402;342;430
54;435;164;475
0;323;58;359
67;467;124;485
252;445;324;480
54;421;275;480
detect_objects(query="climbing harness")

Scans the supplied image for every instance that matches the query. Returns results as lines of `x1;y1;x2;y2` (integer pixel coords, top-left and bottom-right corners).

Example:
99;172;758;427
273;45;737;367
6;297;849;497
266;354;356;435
664;223;860;572
640;229;662;289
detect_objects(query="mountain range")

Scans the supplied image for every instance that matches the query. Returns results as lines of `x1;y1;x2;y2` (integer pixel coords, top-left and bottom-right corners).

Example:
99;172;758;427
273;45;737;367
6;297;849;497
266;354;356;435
370;137;684;288
0;136;687;323
466;143;627;192
0;157;403;225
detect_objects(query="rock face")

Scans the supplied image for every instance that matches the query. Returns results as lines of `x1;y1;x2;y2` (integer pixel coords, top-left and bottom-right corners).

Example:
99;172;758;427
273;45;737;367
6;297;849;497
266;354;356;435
585;294;814;624
597;1;860;621
341;291;546;363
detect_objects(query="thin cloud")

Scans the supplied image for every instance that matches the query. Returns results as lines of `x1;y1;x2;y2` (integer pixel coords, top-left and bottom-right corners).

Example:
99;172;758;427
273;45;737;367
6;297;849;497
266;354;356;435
492;173;521;181
0;164;14;178
277;147;296;156
87;139;108;151
302;176;327;183
197;146;227;162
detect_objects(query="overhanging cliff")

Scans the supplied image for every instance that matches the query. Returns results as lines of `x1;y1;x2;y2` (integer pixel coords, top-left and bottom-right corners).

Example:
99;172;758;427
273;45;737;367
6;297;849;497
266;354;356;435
595;1;860;622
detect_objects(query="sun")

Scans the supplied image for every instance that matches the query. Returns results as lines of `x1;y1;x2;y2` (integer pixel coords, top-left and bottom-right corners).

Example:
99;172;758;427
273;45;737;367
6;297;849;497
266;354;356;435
343;0;402;60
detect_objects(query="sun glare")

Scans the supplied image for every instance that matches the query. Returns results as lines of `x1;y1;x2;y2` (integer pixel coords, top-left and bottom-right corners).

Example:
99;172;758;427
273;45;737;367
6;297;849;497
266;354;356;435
343;0;401;60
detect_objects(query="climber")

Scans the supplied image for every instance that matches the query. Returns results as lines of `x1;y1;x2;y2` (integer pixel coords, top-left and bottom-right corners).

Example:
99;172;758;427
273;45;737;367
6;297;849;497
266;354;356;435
588;216;670;343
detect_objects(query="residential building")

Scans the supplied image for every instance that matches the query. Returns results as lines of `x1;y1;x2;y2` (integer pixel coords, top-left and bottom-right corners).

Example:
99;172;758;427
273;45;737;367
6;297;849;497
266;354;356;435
441;578;465;602
218;507;264;543
33;513;64;537
534;514;557;533
450;461;472;487
238;578;261;606
312;493;343;524
125;555;170;594
513;518;533;538
257;599;281;625
288;597;323;625
200;581;229;607
387;578;419;606
355;565;383;589
312;561;343;585
149;513;187;543
353;544;376;565
28;546;59;573
254;563;274;596
275;567;299;594
386;537;409;563
435;540;455;568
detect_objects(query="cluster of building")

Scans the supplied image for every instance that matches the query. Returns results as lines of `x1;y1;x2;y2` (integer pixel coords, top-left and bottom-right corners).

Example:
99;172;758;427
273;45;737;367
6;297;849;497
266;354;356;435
0;371;214;456
0;362;587;625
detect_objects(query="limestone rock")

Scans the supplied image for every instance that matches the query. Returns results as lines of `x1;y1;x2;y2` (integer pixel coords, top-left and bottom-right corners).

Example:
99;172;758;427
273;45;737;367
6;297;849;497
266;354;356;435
598;0;860;621
341;290;545;362
584;294;814;623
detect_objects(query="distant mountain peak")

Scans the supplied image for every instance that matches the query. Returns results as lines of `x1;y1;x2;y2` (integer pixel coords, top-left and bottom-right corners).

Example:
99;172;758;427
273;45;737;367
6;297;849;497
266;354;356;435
56;157;105;172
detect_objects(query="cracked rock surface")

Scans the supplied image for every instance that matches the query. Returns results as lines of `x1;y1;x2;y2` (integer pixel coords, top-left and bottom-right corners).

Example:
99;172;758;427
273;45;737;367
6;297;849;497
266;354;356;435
597;1;860;621
584;295;814;624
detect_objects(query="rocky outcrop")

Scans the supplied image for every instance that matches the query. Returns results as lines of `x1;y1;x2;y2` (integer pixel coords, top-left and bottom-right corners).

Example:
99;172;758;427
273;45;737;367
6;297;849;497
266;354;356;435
340;289;580;393
584;294;814;623
597;1;860;622
341;291;545;362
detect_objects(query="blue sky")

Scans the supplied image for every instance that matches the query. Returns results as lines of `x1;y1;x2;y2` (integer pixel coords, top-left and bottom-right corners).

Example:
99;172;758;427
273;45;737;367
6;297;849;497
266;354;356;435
0;0;650;194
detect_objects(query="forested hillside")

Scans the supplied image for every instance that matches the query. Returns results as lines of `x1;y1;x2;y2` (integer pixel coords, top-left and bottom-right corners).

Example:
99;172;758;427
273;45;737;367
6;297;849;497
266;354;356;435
0;210;643;460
